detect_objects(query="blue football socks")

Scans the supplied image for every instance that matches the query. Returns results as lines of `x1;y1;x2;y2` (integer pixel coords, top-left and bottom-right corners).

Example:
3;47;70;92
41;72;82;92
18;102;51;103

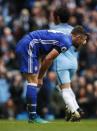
26;83;37;120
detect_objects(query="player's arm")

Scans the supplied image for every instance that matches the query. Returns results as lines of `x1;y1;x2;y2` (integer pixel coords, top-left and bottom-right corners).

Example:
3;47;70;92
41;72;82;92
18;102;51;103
38;48;59;80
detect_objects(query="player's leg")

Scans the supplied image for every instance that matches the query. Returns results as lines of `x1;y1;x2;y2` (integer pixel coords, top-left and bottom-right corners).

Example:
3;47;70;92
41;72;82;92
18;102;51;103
16;45;48;123
56;69;80;121
23;73;48;123
23;73;38;121
57;70;78;112
69;69;84;121
69;69;79;111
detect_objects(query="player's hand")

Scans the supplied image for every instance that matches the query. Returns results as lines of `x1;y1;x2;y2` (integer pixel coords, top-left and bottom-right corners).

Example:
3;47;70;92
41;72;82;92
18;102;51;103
38;78;43;87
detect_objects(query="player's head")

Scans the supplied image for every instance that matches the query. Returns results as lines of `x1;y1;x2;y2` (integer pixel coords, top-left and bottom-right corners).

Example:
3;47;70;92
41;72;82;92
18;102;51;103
71;25;89;49
54;7;70;24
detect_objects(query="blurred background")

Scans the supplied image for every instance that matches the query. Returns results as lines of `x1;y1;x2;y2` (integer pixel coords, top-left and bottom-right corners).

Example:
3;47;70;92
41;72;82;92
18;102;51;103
0;0;97;120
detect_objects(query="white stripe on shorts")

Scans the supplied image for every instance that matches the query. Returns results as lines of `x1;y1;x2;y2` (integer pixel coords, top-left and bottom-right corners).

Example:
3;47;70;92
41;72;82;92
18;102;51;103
27;82;37;86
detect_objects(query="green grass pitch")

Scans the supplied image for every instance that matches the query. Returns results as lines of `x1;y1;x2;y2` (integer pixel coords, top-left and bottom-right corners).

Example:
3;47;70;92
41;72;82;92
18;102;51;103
0;119;97;131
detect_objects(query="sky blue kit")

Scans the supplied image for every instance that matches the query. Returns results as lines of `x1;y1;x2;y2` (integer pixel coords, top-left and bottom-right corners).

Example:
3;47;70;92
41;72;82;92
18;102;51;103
51;24;78;84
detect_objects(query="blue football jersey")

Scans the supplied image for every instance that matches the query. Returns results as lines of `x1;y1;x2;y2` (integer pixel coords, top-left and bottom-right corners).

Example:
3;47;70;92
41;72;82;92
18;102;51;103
16;29;73;73
16;30;72;57
29;30;73;55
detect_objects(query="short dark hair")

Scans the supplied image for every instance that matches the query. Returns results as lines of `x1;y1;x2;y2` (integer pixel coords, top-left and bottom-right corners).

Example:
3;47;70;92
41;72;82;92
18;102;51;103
72;25;90;41
72;25;87;35
54;7;70;23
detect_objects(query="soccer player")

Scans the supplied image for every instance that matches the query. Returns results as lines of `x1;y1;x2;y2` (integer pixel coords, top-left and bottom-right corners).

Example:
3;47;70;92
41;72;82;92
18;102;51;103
51;7;87;121
16;26;88;123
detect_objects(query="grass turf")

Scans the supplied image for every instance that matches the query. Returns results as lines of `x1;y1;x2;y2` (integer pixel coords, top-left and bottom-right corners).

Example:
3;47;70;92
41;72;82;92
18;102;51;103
0;119;97;131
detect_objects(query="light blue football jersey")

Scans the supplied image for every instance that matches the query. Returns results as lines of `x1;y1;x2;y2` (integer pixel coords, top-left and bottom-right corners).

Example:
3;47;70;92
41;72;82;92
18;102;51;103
51;23;78;70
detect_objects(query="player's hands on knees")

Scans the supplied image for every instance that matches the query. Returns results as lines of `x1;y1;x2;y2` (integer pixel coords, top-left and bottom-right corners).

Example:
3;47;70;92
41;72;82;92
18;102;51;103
38;78;43;87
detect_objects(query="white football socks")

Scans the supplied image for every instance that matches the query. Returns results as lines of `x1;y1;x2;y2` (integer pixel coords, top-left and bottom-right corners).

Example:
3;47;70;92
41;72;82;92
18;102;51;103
61;87;79;113
69;88;79;111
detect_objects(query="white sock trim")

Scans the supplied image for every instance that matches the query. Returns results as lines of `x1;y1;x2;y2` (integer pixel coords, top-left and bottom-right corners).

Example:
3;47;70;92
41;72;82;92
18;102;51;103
27;83;37;86
30;112;36;114
27;104;37;106
61;87;71;92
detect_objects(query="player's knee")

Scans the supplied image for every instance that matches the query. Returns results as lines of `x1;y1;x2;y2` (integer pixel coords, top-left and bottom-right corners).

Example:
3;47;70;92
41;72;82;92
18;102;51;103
60;83;71;89
22;73;38;83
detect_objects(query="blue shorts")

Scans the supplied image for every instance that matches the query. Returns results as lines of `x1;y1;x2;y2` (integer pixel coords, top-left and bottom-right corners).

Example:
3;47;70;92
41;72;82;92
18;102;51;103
56;69;76;85
16;36;39;74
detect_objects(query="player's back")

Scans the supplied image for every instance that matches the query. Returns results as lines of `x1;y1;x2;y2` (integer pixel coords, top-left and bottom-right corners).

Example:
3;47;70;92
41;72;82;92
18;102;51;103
16;30;72;57
29;30;60;40
31;30;73;55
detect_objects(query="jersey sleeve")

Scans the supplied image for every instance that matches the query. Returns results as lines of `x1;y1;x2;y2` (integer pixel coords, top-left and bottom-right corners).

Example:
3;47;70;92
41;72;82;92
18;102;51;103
54;35;72;54
53;45;68;54
53;45;61;54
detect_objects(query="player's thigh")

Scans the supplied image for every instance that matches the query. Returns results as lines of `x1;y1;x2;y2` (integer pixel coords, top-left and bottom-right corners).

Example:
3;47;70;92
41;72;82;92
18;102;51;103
21;56;39;83
16;47;39;74
16;49;39;83
23;73;38;83
69;69;77;80
56;70;71;85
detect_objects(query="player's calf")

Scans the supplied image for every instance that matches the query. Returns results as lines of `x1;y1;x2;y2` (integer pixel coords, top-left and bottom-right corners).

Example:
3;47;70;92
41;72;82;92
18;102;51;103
64;106;72;121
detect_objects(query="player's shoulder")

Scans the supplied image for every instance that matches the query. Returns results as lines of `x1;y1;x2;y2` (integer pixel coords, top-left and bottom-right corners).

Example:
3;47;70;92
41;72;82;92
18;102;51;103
31;29;47;34
59;33;72;41
47;30;72;43
29;29;48;38
60;34;72;48
47;29;66;40
47;29;63;34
